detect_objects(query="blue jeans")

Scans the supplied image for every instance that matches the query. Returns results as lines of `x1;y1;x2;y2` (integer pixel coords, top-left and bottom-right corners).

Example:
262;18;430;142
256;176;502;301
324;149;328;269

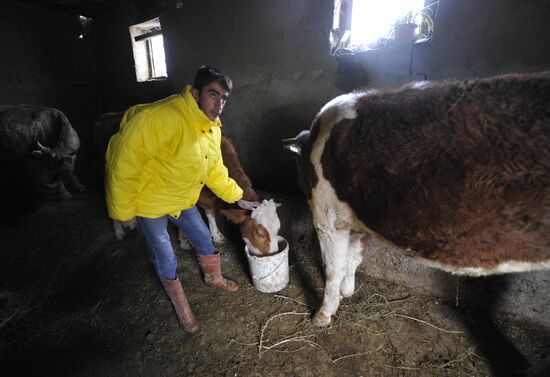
136;206;216;280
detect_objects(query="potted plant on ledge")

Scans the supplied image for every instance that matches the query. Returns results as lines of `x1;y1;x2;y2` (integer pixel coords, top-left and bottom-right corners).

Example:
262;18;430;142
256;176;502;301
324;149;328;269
392;3;437;45
393;11;418;45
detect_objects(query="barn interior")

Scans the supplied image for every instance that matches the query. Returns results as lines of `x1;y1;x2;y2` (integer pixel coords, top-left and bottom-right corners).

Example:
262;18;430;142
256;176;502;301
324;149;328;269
1;0;549;376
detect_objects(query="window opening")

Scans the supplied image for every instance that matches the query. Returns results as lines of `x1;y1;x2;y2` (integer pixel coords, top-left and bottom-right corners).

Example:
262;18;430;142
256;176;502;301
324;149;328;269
78;15;92;40
129;17;167;82
331;0;438;54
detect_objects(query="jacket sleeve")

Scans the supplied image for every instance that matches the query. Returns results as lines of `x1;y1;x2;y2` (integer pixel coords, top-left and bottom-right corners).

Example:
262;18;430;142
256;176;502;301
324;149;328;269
105;111;166;220
205;155;244;204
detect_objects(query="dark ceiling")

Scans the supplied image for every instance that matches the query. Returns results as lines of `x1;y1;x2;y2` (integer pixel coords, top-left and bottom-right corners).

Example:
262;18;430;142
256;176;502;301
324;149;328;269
20;0;121;17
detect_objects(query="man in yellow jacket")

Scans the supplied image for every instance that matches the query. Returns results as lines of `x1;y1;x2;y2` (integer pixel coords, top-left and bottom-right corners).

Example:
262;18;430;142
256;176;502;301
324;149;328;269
105;66;259;333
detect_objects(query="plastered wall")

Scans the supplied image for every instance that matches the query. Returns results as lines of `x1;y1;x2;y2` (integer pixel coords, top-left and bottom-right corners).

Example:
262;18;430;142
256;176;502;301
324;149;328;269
4;0;550;190
88;0;550;194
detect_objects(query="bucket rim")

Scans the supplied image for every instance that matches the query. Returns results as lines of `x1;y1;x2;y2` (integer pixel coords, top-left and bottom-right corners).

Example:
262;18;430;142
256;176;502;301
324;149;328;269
245;235;288;259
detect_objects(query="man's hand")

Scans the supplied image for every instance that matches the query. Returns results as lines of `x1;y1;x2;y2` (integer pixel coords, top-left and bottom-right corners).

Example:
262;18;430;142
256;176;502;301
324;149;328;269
120;217;137;230
237;199;261;211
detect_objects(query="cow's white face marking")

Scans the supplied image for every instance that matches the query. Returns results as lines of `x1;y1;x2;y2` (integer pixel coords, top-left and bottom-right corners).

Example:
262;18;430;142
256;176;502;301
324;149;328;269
250;199;281;253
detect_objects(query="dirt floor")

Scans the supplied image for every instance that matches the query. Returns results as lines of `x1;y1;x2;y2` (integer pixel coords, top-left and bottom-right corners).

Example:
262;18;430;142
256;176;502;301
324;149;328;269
1;190;549;377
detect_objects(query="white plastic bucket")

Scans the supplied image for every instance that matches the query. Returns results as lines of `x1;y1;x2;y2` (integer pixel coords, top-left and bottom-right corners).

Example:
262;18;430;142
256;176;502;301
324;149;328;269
245;236;289;293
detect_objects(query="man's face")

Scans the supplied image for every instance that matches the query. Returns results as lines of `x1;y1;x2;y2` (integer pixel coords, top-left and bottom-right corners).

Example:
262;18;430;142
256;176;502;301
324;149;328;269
192;81;229;121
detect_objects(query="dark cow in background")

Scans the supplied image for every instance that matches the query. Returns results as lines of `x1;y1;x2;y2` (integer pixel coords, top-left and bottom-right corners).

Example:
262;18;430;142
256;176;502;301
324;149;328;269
92;112;277;254
91;112;122;165
283;72;550;324
0;104;85;205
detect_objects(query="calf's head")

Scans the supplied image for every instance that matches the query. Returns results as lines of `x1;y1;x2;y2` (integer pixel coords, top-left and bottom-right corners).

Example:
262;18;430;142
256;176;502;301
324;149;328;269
221;199;282;256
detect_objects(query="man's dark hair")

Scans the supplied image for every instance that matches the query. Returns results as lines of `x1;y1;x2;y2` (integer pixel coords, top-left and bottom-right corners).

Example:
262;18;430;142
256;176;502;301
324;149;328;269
193;65;233;93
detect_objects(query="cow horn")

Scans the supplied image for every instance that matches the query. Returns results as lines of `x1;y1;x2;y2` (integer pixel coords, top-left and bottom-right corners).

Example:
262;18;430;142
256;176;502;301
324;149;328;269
31;140;50;157
36;140;48;151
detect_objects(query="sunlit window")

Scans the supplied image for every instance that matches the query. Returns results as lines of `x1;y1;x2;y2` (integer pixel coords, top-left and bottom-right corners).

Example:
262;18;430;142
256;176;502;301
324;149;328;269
350;0;424;46
129;18;167;82
149;34;167;78
77;15;92;40
331;0;437;54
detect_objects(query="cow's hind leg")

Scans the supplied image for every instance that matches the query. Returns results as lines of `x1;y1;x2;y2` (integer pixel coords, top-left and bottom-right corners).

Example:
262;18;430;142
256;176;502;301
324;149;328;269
178;209;224;249
112;220;126;240
46;181;72;200
340;233;365;297
205;209;225;245
67;170;86;192
178;230;193;250
313;228;350;327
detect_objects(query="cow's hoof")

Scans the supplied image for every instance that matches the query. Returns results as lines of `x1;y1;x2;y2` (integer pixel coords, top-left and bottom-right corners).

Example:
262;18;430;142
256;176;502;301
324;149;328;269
178;239;193;250
211;234;226;245
340;278;355;297
179;241;193;250
114;229;125;240
112;221;126;240
312;311;331;327
61;192;73;200
212;239;226;246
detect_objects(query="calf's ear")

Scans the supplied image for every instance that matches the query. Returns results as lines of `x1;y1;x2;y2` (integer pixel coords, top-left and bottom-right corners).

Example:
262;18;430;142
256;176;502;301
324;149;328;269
220;208;249;224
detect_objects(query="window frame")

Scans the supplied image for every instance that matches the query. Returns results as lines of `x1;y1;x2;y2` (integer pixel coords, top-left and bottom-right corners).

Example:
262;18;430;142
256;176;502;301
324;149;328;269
129;17;167;82
331;0;439;55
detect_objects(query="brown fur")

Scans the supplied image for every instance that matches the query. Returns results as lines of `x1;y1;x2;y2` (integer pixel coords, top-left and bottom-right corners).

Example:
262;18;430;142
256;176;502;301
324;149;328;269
198;135;260;211
304;73;550;271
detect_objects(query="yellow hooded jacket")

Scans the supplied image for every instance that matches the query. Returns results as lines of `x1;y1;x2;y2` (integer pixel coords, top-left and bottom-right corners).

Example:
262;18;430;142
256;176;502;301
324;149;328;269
105;85;243;221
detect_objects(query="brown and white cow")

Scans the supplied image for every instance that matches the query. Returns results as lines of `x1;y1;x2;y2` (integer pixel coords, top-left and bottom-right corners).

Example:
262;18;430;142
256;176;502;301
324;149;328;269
178;133;262;249
283;72;550;327
93;112;281;256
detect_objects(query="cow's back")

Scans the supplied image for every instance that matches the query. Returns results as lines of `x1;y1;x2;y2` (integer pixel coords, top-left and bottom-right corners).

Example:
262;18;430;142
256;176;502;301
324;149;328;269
319;73;550;272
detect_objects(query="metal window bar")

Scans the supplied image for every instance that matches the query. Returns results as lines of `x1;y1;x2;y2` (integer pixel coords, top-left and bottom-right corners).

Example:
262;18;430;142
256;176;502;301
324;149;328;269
134;28;162;42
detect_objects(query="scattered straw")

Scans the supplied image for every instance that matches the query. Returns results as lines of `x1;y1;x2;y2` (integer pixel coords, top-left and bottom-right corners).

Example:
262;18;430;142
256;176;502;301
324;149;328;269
0;313;17;329
331;345;384;363
89;297;102;320
385;364;421;370
273;294;309;308
261;334;320;354
258;311;311;359
392;313;463;334
435;345;486;370
224;337;259;349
